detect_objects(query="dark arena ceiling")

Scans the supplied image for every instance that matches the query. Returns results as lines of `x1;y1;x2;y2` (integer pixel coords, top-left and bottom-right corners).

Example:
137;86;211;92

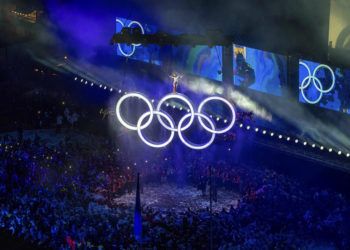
1;0;330;59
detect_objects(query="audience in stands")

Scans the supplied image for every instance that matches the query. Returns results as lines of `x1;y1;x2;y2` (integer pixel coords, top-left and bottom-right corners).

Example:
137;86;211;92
0;134;349;249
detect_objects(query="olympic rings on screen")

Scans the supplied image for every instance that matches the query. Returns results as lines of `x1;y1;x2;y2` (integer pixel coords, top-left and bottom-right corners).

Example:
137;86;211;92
299;61;335;104
115;92;236;150
116;19;145;57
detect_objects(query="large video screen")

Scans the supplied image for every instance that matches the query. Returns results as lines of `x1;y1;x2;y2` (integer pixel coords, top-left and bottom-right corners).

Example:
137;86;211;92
299;59;350;113
171;45;223;82
115;17;161;65
233;44;287;96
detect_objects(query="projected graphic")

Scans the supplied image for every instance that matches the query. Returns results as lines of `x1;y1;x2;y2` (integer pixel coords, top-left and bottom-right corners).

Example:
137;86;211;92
233;45;287;96
115;18;161;65
171;46;223;81
299;60;350;113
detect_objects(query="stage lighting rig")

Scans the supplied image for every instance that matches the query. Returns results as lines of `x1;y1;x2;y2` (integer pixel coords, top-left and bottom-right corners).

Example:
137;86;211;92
110;28;234;47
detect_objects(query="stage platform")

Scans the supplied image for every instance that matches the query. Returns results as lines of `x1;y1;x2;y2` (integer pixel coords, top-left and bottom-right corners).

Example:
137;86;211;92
113;184;240;212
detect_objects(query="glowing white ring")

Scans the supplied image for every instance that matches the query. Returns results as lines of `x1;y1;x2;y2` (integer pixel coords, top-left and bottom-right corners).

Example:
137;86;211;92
127;21;145;47
177;113;216;150
116;93;153;130
116;18;145;57
137;111;175;148
117;44;136;57
156;93;195;132
312;64;335;93
116;19;135;57
197;96;235;134
299;61;312;89
300;76;323;104
299;61;335;104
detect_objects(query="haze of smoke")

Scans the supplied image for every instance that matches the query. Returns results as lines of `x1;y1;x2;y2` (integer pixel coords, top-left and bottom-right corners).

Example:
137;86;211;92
182;77;273;121
248;87;350;152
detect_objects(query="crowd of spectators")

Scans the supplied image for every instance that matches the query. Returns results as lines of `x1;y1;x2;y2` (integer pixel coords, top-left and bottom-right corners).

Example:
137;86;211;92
1;55;350;249
0;132;349;249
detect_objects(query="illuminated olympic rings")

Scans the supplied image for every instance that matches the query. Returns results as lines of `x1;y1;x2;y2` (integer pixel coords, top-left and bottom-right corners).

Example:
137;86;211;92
299;61;335;104
116;92;236;150
116;18;145;57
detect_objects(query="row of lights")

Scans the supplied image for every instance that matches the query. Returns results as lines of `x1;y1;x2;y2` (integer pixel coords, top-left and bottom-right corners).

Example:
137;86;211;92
74;75;349;159
11;11;33;18
75;77;115;92
238;123;350;158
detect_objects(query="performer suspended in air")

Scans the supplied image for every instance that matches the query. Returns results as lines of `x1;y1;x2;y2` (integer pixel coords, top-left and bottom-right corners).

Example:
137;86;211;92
169;72;183;93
